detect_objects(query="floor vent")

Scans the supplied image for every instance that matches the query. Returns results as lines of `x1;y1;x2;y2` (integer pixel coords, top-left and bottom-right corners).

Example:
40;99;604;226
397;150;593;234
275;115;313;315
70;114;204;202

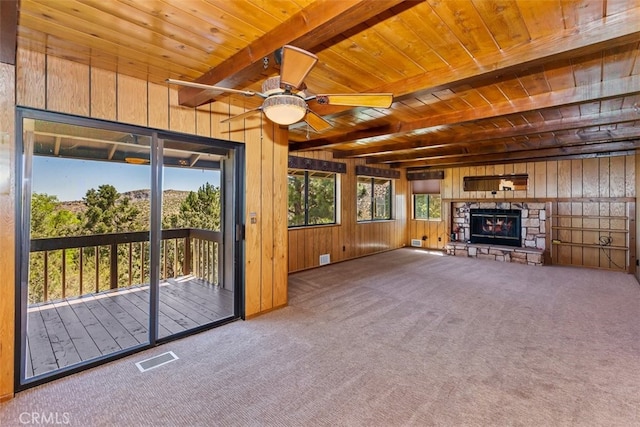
319;254;331;265
135;351;179;373
411;239;422;247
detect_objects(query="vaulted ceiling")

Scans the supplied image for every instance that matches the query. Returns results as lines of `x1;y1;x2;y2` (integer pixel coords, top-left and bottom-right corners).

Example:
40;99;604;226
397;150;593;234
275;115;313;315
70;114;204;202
10;0;640;170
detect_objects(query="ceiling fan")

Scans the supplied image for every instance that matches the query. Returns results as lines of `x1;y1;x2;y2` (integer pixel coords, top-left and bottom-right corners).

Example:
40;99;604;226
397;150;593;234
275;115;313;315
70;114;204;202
167;45;394;132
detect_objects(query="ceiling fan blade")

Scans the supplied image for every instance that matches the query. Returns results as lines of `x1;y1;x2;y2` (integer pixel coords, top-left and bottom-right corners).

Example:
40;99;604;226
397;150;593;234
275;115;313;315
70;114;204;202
220;108;262;123
166;79;257;97
280;45;318;90
303;110;332;133
316;93;394;108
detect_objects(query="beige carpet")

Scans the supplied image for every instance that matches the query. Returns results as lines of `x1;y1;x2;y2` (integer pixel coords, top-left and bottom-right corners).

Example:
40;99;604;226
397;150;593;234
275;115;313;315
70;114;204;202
2;248;640;426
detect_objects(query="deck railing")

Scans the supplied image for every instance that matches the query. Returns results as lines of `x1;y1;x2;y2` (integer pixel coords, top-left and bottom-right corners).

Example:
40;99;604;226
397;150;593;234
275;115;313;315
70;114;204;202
29;228;221;304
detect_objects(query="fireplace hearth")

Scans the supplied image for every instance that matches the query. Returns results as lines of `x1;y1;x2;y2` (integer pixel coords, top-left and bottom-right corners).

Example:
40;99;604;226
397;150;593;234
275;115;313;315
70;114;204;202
470;208;521;247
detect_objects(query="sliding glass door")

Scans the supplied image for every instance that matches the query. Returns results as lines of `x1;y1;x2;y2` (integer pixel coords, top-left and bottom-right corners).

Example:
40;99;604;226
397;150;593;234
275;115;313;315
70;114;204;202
17;109;243;388
157;137;235;339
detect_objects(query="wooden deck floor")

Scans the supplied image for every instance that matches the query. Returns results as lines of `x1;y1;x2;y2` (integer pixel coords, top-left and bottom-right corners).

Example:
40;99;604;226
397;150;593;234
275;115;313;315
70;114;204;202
26;276;234;378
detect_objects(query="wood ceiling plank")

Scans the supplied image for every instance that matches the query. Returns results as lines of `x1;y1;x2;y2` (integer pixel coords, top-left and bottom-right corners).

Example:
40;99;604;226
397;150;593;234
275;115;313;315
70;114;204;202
572;51;603;86
449;85;492;109
495;74;530;100
558;105;582;119
78;0;236;61
245;0;316;18
114;0;249;55
332;26;425;82
579;101;601;116
161;0;269;43
26;0;214;69
427;0;501;57
312;48;388;92
517;66;552;96
517;0;564;39
603;43;639;79
201;0;300;31
178;0;408;107
470;82;509;104
470;0;531;50
398;4;472;68
600;98;624;112
363;11;440;73
543;58;576;91
561;0;606;28
606;0;640;15
539;108;564;121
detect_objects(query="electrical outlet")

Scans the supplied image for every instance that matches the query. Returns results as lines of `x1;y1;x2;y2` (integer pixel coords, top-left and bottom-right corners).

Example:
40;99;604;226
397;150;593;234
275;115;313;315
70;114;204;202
438;237;441;242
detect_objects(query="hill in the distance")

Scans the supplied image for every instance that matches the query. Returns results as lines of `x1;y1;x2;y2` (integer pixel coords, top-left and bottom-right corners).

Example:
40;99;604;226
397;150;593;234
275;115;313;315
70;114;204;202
59;189;192;226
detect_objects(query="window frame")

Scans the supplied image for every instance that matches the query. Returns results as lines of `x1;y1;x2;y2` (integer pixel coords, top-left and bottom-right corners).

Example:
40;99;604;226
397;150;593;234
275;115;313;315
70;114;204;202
413;193;442;221
287;168;338;228
356;176;393;222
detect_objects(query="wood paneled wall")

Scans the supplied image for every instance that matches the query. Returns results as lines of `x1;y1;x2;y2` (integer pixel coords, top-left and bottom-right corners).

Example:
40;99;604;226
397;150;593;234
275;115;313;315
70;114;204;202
0;62;16;401
288;151;408;272
409;157;636;271
1;49;289;396
441;159;635;201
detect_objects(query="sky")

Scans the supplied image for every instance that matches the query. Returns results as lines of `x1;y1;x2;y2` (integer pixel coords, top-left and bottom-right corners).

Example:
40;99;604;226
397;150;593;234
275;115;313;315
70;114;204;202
32;157;221;201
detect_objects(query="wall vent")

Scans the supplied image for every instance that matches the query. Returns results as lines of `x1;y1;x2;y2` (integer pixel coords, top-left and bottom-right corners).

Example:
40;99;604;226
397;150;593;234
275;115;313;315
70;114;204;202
411;239;422;247
319;254;330;265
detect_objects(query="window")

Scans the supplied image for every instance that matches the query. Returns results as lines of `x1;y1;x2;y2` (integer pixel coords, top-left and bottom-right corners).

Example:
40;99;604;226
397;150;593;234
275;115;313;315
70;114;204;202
412;179;441;220
357;176;392;221
288;169;337;227
414;194;441;220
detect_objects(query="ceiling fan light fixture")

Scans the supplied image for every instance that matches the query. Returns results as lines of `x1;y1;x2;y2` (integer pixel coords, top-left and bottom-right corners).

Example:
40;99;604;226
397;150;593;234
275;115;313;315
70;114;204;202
262;94;307;125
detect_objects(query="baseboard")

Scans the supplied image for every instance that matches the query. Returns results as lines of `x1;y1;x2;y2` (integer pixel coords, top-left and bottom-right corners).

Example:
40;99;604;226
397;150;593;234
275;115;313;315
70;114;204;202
245;302;288;320
0;392;14;402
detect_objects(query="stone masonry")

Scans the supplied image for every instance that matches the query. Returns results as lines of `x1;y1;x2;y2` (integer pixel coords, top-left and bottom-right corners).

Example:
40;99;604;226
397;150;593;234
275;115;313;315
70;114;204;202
445;201;547;266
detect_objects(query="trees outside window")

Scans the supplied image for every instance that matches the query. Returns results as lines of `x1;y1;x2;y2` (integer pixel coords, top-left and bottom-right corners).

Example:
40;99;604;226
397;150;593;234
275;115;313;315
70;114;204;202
288;169;336;227
357;176;392;221
414;194;441;220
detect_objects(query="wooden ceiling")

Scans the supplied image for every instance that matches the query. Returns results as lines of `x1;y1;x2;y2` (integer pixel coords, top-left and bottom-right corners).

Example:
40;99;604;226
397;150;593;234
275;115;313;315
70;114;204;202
12;0;640;170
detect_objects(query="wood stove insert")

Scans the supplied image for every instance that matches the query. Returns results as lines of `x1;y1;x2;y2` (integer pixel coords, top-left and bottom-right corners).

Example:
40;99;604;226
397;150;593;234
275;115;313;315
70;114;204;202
470;208;521;247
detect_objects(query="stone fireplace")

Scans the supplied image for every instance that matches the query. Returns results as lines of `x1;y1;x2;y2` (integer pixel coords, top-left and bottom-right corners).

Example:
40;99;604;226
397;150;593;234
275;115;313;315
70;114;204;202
446;201;547;266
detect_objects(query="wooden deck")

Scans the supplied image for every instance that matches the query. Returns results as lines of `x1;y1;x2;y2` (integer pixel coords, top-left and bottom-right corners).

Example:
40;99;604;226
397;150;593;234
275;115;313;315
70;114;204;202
26;276;234;378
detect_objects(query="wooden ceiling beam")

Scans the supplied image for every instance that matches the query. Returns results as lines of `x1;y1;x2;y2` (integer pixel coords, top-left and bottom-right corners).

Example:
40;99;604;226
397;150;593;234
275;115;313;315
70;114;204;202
373;128;640;164
292;74;640;151
178;0;409;107
390;140;640;169
335;109;640;158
